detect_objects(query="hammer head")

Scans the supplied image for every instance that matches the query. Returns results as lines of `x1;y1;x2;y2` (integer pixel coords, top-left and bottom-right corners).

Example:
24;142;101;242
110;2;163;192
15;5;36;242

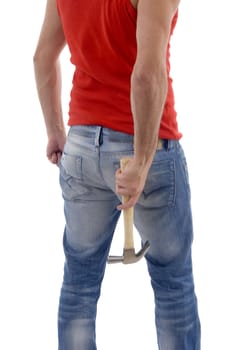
108;241;150;265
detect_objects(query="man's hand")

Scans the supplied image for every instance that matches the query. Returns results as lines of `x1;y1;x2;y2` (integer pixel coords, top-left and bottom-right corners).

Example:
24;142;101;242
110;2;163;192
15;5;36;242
115;158;150;210
46;130;66;165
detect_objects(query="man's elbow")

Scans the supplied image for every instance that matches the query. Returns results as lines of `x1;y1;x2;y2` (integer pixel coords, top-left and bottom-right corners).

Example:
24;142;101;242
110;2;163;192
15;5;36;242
33;46;46;69
33;51;40;68
132;65;168;97
33;43;59;69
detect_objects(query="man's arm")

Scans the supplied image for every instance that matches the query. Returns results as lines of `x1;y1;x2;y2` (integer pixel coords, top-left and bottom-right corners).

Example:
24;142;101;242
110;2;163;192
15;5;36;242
33;0;66;164
116;0;180;209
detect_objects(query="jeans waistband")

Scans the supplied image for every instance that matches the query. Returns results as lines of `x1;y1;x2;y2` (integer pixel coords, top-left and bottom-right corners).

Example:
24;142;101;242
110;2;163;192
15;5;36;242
69;125;177;150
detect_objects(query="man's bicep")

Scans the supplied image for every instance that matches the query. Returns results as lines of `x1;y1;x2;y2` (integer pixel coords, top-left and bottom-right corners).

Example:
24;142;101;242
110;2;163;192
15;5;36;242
135;0;180;70
35;0;66;59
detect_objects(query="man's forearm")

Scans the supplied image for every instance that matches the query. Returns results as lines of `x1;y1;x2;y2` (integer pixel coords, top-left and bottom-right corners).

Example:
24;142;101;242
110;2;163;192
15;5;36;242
131;66;168;168
33;56;65;136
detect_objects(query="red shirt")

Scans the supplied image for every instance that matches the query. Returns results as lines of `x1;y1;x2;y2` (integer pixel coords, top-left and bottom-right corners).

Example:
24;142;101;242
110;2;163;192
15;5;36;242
57;0;182;139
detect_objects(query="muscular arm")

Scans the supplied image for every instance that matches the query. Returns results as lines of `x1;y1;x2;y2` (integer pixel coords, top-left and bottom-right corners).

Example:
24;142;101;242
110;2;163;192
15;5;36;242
116;0;180;209
33;0;66;164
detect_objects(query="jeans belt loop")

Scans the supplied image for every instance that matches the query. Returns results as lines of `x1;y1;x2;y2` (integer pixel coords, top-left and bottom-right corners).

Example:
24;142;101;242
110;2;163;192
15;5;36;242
95;126;103;147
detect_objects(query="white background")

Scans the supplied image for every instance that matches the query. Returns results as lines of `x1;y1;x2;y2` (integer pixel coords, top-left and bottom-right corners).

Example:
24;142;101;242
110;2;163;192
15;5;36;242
0;0;233;349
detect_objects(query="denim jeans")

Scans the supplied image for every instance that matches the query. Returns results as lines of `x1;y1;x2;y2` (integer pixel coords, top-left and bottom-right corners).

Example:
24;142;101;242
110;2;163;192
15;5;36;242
58;125;201;350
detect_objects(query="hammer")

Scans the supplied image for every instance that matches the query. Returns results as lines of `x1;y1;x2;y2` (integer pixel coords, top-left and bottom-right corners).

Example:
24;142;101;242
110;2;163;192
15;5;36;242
108;158;150;265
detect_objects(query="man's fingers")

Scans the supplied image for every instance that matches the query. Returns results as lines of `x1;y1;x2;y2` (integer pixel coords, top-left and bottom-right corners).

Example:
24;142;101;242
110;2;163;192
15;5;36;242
117;196;136;210
57;151;62;164
48;151;62;165
116;181;139;197
116;186;130;196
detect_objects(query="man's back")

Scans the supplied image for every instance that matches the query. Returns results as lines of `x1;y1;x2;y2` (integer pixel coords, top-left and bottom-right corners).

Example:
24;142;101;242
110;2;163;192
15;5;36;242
57;0;181;138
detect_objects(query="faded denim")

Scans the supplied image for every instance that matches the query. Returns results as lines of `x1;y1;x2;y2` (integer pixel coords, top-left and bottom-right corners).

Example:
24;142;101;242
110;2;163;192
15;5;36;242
58;125;201;350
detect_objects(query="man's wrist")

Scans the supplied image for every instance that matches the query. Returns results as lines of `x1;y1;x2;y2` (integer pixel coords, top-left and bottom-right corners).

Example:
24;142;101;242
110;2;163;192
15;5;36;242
46;122;66;137
134;140;158;169
134;153;154;172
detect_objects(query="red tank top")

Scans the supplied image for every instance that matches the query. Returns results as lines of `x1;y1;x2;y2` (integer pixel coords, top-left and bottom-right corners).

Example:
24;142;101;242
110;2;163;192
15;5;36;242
57;0;182;139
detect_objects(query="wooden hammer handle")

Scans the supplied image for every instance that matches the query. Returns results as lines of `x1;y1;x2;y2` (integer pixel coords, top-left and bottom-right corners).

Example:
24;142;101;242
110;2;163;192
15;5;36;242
120;158;135;250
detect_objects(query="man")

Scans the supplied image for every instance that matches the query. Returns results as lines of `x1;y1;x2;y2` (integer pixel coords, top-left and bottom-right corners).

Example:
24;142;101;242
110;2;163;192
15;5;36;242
33;0;201;349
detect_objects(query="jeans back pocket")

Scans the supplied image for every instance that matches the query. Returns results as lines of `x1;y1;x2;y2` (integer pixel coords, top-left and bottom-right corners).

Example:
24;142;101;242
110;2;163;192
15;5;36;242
140;159;175;208
59;153;90;200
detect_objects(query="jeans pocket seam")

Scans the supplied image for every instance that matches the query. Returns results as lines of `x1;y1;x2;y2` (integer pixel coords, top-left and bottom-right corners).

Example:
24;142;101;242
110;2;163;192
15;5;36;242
141;159;175;208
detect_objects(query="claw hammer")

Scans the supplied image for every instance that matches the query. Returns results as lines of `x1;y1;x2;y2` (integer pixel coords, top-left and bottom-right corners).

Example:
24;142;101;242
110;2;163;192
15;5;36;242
108;158;150;265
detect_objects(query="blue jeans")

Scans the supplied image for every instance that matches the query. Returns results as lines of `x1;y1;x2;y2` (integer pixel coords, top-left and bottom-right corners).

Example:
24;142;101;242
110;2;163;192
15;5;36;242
58;125;201;350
